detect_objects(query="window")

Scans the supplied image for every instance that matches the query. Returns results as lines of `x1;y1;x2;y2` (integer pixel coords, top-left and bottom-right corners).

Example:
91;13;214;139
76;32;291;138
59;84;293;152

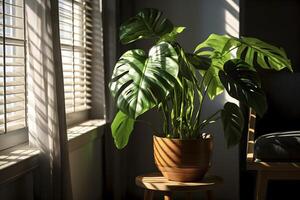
0;0;103;151
0;0;26;134
59;0;105;126
59;0;92;115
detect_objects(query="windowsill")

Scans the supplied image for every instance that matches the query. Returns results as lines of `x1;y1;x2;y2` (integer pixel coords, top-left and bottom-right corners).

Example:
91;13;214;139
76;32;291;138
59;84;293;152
0;143;40;185
0;119;107;185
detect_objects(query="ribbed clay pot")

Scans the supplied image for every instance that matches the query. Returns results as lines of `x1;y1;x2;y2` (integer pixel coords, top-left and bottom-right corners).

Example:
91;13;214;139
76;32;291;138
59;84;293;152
153;135;212;182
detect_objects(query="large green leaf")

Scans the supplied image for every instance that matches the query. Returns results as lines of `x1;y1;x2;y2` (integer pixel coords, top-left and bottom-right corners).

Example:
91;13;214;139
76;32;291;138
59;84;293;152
236;37;292;71
194;34;292;72
111;111;135;149
193;34;292;101
120;8;173;44
219;59;267;117
109;42;179;118
221;102;244;148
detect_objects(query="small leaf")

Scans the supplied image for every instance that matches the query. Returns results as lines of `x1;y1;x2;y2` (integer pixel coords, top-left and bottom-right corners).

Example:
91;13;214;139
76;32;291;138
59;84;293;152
186;53;211;70
219;59;267;117
200;64;224;100
221;102;244;148
119;8;173;44
111;111;135;149
195;34;232;55
159;26;186;43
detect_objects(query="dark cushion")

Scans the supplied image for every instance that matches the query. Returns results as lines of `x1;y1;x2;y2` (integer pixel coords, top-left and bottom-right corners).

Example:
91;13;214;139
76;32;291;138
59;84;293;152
254;131;300;162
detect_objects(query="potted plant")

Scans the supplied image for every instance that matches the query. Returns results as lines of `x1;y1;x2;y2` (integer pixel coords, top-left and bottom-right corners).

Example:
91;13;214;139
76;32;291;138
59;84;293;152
109;8;292;181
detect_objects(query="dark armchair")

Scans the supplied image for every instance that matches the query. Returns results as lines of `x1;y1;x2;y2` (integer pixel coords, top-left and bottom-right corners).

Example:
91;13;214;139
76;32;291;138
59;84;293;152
246;108;300;200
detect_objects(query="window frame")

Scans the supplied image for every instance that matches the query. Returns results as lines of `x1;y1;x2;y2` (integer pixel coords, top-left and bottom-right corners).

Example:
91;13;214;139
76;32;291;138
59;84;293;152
0;0;106;152
0;128;27;150
0;0;28;151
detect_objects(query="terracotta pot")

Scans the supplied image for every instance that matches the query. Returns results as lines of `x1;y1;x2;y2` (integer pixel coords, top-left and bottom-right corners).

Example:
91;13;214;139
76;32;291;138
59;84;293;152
153;135;212;182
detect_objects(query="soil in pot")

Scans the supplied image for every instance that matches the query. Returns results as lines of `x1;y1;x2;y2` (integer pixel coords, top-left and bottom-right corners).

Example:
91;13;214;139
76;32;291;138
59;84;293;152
153;134;212;182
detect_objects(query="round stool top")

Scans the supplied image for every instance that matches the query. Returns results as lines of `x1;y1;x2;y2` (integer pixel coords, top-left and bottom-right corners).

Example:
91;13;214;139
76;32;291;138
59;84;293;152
136;172;223;192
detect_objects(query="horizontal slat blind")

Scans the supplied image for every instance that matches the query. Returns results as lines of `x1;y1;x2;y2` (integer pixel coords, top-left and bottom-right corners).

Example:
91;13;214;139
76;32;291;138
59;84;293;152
59;0;92;114
0;0;26;134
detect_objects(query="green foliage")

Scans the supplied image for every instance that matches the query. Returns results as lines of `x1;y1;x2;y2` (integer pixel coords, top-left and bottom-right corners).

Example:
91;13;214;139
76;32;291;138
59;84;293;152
110;8;293;149
221;102;244;148
109;42;179;119
111;111;135;149
200;65;224;100
185;53;211;70
236;37;292;71
219;59;267;117
195;34;232;100
195;34;232;55
158;26;186;43
119;8;173;44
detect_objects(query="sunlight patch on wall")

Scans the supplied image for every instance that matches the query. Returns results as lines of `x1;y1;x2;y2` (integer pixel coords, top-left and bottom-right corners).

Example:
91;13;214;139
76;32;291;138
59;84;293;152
224;0;239;104
226;0;239;12
225;0;239;37
225;10;239;37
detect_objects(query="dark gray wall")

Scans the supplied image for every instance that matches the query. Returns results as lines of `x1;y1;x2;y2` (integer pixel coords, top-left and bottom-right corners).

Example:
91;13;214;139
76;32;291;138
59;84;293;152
241;0;300;72
240;0;300;134
240;0;300;199
69;136;104;200
0;173;34;200
0;135;105;200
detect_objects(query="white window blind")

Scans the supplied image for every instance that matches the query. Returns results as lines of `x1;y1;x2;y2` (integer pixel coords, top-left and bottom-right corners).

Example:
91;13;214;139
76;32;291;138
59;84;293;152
0;0;26;134
59;0;92;114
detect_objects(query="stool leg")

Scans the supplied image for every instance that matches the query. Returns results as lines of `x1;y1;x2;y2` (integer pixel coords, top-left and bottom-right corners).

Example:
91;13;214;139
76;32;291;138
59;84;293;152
205;190;213;200
164;192;172;200
255;171;268;200
185;192;192;200
144;189;154;200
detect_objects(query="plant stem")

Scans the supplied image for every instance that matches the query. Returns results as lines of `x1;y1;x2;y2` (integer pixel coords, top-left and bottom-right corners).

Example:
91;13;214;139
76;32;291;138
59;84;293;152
161;102;169;136
199;116;221;133
179;79;185;139
173;85;179;137
196;77;213;132
222;44;241;58
193;70;207;132
199;69;209;93
193;73;216;138
199;110;221;132
207;110;221;121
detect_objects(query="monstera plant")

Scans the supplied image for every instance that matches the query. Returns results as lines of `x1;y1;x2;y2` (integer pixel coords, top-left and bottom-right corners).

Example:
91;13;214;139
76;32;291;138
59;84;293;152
109;8;292;150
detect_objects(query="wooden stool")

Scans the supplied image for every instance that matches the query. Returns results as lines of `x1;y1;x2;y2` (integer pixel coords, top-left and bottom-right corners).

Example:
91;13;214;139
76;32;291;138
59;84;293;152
136;173;223;200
